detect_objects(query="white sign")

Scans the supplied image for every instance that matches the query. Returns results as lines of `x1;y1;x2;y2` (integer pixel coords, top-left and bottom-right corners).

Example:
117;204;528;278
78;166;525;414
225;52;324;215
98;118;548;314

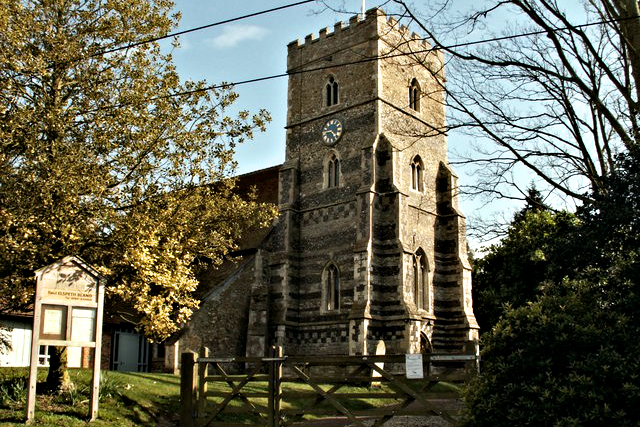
40;258;98;303
405;354;424;379
43;308;64;335
71;308;96;342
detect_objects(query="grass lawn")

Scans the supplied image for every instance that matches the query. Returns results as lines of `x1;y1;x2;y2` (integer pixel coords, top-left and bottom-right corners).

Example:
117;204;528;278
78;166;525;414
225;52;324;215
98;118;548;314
0;367;462;426
0;368;181;426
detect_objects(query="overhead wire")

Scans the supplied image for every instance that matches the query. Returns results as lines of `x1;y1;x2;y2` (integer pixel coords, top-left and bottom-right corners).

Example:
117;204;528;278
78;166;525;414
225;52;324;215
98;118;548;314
11;0;634;112
87;11;639;112
93;0;317;57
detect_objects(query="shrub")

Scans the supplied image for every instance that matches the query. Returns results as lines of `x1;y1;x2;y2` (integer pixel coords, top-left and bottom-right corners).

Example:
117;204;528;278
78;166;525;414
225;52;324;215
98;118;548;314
0;376;26;406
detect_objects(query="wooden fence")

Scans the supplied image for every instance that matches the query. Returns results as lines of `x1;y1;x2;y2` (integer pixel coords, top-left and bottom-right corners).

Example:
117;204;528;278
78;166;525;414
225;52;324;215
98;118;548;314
180;346;478;427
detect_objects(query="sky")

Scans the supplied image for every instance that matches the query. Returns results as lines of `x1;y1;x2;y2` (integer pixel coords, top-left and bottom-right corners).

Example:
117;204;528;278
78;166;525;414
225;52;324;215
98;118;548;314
167;0;353;171
165;0;516;248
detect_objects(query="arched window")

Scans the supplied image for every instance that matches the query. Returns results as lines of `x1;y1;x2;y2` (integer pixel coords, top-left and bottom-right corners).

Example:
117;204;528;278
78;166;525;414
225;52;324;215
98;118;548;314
326;152;340;188
413;249;428;310
409;78;420;112
325;76;339;106
411;155;424;192
324;263;340;311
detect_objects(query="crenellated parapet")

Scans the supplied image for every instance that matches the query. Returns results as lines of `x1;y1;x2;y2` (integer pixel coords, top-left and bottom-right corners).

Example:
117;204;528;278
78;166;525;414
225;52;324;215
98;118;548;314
287;10;369;52
287;8;436;72
288;8;432;51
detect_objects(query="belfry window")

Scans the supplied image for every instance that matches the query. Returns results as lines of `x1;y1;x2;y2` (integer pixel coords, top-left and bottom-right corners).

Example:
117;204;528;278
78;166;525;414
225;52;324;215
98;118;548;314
413;249;428;310
411;155;424;192
409;78;420;111
324;263;340;311
325;76;339;106
326;152;340;188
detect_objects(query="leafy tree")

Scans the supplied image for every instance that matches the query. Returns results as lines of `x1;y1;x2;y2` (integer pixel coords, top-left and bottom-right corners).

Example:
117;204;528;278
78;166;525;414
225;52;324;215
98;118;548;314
511;185;547;223
0;0;275;344
463;151;640;426
472;201;579;331
464;277;640;427
579;149;640;272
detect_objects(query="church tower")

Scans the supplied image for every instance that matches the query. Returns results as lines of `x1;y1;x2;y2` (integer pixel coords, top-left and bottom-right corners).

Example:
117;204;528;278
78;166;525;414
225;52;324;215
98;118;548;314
246;8;478;357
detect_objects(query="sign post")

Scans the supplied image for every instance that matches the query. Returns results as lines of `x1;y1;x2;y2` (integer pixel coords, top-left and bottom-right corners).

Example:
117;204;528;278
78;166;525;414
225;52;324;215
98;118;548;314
26;256;105;423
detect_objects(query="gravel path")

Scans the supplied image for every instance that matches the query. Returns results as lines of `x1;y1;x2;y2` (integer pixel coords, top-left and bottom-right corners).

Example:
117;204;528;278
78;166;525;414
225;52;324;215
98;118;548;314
300;415;455;427
161;399;464;426
288;399;464;427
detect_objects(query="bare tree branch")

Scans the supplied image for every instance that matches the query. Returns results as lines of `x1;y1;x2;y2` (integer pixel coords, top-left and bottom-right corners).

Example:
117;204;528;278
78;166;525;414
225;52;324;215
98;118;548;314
385;0;639;207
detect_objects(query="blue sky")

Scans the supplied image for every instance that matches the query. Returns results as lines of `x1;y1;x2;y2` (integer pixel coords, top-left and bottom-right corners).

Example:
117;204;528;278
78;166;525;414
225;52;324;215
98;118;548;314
169;0;356;173
166;0;512;248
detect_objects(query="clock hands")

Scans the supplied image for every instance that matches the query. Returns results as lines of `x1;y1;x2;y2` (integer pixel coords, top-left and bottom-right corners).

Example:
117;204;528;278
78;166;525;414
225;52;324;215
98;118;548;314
322;119;343;145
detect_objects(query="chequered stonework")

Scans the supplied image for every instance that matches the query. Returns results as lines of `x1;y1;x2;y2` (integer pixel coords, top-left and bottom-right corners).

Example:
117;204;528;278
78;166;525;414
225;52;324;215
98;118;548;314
179;8;479;360
300;201;356;226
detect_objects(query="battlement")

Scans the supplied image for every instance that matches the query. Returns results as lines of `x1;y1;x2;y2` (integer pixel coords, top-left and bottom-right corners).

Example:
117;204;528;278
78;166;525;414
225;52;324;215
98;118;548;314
287;7;432;52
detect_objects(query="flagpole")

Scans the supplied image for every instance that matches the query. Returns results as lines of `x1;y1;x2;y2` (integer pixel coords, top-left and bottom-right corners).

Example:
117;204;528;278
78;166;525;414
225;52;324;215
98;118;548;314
362;0;365;19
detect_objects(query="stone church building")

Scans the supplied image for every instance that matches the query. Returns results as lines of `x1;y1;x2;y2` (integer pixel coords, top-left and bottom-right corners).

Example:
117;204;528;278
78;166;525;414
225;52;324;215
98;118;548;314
176;8;478;359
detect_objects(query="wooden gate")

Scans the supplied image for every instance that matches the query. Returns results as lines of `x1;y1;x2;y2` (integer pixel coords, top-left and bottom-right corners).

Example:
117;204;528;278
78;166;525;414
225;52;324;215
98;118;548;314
180;346;478;427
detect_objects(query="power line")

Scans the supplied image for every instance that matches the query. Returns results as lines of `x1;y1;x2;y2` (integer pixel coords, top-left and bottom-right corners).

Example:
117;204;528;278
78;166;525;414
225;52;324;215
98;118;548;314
93;0;317;57
93;12;636;112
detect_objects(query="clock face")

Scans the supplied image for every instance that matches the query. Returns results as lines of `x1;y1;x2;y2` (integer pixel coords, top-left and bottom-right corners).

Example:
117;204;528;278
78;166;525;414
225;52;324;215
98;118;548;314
322;119;343;145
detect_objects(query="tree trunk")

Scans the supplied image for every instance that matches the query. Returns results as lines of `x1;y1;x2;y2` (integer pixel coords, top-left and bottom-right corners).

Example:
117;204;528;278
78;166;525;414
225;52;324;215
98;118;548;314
45;346;74;393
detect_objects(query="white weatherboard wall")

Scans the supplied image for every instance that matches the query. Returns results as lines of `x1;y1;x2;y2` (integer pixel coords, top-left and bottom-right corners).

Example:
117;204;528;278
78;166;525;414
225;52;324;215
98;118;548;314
0;320;32;367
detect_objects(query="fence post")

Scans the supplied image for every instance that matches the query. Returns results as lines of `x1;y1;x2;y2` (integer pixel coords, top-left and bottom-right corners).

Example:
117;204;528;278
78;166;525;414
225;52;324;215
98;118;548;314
196;347;209;426
180;351;198;427
268;345;284;427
